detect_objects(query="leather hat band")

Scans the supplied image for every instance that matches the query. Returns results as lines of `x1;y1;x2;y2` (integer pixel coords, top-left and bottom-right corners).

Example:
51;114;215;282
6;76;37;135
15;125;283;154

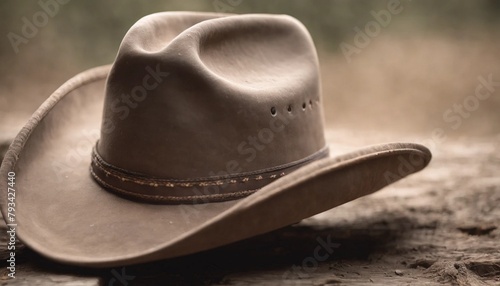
90;145;329;204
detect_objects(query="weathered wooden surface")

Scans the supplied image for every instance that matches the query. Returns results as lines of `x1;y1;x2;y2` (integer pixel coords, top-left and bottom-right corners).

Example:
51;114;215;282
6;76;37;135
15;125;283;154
0;136;499;286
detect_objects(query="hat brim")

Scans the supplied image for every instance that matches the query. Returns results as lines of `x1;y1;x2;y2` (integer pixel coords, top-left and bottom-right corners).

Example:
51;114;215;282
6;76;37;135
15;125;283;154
0;65;431;267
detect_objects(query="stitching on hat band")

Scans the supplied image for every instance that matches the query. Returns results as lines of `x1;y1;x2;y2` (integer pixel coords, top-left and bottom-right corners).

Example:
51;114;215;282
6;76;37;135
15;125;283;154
90;146;329;204
90;167;258;203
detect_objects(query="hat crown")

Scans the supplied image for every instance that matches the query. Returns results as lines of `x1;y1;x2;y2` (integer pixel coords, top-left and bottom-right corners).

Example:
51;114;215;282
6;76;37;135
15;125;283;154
93;12;327;203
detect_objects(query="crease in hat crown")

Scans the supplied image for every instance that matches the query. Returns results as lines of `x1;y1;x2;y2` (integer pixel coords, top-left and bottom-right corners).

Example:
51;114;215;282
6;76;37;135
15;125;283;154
90;12;328;204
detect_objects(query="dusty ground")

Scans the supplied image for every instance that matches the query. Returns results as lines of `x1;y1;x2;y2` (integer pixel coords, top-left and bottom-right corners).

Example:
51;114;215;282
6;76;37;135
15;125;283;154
0;130;498;286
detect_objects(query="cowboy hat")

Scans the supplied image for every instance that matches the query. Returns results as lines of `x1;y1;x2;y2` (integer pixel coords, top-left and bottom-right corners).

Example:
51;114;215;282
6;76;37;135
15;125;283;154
0;11;431;267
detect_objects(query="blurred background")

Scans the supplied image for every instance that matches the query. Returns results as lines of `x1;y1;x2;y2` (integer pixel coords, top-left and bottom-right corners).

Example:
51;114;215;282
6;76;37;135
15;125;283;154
1;0;499;143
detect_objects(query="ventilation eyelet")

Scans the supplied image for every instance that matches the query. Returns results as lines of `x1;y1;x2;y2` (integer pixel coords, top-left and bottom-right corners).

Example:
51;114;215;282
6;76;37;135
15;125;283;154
302;102;306;110
270;106;277;116
287;105;292;112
